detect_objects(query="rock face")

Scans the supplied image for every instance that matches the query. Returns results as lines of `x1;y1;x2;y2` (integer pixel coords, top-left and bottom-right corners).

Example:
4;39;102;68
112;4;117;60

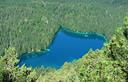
123;28;128;39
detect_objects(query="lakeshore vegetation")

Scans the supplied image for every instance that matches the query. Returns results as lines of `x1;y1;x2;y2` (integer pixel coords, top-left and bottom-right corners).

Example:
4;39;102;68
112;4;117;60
0;17;128;82
0;0;128;82
0;0;128;55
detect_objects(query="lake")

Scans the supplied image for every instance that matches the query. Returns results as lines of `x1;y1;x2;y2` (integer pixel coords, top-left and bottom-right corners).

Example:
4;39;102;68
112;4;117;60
18;28;106;68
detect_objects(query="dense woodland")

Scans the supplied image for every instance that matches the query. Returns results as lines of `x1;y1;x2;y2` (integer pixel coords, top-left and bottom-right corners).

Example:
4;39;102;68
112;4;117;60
0;17;128;82
0;0;128;55
0;0;128;82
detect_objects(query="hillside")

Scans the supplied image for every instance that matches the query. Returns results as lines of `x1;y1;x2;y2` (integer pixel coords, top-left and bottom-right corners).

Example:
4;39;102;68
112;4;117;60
0;0;128;82
0;0;128;55
0;17;128;82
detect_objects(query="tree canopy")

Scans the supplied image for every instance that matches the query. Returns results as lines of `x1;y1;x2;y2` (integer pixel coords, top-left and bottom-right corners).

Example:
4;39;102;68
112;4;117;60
1;17;128;82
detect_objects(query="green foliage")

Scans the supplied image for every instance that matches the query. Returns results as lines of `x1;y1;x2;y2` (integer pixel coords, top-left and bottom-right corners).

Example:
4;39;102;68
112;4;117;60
0;0;128;56
35;50;125;82
0;0;128;82
0;47;37;82
34;17;128;82
0;47;18;82
124;16;128;27
105;16;128;81
0;19;127;81
75;50;125;82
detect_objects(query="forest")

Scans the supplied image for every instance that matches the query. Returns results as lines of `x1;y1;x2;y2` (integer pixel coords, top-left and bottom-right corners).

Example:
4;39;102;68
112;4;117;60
0;0;128;82
0;0;128;56
0;17;128;82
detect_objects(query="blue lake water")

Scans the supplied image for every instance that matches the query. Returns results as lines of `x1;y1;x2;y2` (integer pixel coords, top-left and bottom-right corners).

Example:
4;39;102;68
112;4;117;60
18;28;106;68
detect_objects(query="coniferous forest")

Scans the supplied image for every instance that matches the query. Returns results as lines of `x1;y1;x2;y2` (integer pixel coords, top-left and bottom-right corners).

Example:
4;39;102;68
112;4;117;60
0;0;128;82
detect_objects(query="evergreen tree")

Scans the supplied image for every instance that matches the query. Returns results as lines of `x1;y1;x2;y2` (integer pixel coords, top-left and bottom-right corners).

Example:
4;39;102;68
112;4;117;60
105;16;128;82
0;47;37;82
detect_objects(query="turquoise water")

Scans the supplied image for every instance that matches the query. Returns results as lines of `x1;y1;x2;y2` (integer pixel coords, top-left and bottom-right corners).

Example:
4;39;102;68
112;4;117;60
18;28;106;68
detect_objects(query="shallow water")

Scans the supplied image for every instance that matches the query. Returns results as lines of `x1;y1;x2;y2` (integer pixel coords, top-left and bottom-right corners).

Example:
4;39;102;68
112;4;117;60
18;28;106;68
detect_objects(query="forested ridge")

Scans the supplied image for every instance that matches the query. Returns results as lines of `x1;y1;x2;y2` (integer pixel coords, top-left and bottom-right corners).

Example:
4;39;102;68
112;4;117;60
0;0;128;56
0;0;128;82
0;17;128;82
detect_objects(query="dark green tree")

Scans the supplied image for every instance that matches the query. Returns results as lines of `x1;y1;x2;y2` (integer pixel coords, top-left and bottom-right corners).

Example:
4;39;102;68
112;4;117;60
0;47;37;82
105;16;128;82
